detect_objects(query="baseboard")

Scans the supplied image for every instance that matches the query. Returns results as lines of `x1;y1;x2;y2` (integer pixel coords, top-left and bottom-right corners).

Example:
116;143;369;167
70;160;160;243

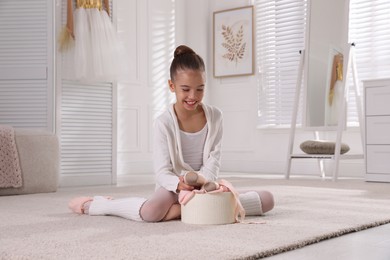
59;174;114;187
117;159;365;179
221;159;365;178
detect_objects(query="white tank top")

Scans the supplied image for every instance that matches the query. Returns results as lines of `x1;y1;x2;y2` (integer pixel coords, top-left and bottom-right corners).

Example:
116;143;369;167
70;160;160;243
180;124;208;171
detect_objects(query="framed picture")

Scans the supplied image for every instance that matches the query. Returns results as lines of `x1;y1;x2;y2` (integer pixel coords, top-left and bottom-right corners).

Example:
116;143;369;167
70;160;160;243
213;6;254;78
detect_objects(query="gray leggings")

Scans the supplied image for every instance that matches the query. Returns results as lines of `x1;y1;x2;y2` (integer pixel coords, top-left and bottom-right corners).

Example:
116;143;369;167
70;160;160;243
140;187;178;222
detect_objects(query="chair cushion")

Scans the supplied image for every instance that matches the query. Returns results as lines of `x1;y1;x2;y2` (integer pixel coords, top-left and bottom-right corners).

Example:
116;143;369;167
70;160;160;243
300;140;350;155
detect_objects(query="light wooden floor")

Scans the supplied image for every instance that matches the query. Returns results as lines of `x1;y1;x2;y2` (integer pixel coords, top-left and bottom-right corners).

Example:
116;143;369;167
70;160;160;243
264;223;390;260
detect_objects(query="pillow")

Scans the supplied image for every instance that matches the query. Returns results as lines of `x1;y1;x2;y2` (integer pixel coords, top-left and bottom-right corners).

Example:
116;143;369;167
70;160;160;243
300;140;350;155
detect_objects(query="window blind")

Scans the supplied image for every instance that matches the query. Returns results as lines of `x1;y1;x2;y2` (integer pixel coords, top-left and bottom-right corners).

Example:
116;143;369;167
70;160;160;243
257;0;390;128
256;0;307;127
348;0;390;124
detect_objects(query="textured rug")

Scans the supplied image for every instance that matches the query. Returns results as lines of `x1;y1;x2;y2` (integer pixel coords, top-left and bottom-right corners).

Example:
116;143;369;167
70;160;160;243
1;176;390;260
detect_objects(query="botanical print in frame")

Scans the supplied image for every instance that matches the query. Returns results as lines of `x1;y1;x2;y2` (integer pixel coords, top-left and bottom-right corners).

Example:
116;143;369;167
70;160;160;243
213;6;254;78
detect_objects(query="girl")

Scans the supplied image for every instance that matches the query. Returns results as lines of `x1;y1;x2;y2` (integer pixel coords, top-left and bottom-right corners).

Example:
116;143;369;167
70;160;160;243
69;45;274;222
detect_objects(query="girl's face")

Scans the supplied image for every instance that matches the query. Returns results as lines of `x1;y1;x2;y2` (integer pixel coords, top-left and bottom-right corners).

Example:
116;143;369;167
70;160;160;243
168;69;205;112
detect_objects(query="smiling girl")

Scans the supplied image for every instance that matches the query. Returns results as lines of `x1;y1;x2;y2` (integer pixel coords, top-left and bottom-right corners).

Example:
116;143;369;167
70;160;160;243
68;45;274;222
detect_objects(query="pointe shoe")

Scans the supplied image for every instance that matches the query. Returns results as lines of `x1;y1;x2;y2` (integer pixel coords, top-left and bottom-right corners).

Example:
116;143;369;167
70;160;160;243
202;181;220;192
68;196;113;214
68;197;93;214
184;171;206;188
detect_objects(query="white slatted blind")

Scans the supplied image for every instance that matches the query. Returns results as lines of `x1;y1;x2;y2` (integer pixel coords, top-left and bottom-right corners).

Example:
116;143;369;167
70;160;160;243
256;0;307;127
0;80;48;128
348;0;390;124
60;81;114;176
0;0;53;130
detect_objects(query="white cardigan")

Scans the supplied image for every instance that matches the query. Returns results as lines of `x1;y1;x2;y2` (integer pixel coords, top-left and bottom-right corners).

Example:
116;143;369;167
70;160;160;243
153;103;223;193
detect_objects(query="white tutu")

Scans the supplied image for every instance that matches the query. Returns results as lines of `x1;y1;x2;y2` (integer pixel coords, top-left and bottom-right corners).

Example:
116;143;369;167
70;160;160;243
62;8;126;82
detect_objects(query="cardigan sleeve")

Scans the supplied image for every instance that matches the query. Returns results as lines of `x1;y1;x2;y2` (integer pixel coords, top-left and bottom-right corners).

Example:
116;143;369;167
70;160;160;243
198;106;223;181
153;117;180;193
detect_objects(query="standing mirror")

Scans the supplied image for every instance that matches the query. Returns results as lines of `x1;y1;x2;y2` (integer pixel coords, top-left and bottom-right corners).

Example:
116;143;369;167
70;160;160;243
285;0;364;181
304;0;350;128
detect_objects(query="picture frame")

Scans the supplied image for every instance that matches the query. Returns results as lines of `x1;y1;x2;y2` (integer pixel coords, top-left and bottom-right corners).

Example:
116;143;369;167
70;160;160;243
213;6;254;78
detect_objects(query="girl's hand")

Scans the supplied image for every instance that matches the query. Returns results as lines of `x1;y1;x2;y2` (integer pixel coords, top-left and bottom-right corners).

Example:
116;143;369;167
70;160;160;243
177;176;194;192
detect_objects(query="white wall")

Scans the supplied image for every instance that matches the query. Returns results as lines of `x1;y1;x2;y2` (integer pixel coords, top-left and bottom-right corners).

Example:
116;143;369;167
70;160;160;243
203;0;365;178
117;0;365;178
116;0;187;175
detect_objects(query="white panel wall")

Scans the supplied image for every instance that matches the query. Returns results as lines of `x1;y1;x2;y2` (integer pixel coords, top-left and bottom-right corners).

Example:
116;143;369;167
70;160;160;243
116;0;364;178
202;0;364;178
116;0;184;175
116;0;148;175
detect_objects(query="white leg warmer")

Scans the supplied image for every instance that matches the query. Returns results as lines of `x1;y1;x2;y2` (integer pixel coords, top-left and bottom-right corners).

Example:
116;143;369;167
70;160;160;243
88;196;147;222
239;191;263;216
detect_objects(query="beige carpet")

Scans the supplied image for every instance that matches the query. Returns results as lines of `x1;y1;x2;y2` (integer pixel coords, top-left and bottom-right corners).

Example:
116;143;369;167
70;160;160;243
1;177;390;260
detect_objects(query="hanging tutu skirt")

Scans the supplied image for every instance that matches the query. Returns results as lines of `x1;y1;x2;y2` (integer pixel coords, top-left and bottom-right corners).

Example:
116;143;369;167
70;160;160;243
62;5;126;82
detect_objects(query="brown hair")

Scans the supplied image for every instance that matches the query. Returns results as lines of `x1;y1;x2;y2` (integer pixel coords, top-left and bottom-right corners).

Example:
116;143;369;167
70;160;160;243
170;45;205;81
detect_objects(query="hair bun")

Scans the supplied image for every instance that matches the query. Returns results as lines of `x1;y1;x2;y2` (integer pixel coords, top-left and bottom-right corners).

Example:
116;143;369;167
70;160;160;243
170;45;205;81
174;45;195;58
